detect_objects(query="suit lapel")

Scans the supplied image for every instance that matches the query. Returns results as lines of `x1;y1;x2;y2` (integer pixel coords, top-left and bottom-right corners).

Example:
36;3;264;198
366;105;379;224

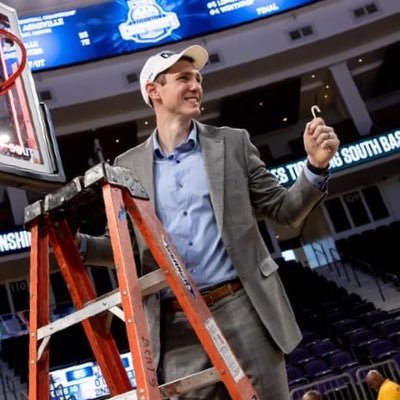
197;122;225;231
134;123;225;223
134;137;155;206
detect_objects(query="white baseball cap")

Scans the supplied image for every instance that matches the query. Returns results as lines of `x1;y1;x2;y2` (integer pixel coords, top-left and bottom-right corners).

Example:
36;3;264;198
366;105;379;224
140;45;209;106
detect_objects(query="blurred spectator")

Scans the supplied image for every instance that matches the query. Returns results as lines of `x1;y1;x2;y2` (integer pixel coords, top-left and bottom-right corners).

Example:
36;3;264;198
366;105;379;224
366;369;400;399
302;390;323;400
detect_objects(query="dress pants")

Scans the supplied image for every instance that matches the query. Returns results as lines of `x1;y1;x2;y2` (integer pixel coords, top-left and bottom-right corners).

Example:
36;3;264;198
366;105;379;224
160;288;291;400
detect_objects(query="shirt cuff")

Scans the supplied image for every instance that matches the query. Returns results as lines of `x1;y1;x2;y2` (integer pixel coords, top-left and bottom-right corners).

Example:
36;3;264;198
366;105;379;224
77;233;88;261
304;165;330;191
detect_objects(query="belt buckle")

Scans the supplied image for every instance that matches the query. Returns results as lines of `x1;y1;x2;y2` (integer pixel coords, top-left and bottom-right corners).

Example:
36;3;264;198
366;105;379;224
201;289;214;307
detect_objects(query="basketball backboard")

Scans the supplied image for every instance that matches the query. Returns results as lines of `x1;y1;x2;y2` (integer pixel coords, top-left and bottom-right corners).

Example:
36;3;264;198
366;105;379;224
0;2;65;191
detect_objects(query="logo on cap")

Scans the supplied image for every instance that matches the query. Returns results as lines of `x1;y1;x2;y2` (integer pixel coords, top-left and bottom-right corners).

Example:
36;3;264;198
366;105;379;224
160;51;176;58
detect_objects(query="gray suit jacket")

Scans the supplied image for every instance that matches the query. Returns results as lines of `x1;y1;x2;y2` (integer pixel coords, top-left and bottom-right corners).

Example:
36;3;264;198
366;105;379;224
85;121;326;360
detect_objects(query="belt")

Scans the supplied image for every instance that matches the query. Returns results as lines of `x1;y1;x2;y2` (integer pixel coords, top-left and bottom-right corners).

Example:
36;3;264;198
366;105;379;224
166;278;243;312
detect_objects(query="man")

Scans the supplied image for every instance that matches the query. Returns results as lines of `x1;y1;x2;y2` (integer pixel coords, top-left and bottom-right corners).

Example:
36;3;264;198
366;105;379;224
82;44;339;399
366;369;400;400
302;390;323;400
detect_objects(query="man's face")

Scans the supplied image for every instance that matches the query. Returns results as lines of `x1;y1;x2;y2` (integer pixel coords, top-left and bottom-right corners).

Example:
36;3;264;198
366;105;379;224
151;59;203;118
367;376;381;392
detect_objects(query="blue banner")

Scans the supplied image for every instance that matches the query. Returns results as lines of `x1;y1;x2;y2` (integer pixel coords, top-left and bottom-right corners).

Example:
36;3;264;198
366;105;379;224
18;0;321;72
270;129;400;186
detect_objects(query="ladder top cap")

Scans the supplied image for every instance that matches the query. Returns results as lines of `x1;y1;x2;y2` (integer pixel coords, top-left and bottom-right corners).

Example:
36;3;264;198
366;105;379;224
23;162;149;224
84;162;149;199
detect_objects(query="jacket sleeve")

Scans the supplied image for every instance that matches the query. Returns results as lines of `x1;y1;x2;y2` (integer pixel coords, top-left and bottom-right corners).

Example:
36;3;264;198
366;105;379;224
243;129;327;228
79;215;138;268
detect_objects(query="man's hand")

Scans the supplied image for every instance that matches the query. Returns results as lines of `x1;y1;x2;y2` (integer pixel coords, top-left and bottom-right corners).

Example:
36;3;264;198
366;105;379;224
303;117;340;168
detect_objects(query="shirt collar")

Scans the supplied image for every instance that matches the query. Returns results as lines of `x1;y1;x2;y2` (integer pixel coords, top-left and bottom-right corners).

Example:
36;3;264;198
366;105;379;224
152;122;198;159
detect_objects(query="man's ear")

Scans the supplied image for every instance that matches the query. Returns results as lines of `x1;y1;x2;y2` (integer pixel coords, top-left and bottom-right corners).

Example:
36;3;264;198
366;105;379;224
146;82;159;103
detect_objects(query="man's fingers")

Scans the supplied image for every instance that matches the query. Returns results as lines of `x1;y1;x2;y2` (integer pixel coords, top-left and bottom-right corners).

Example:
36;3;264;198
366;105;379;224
312;125;335;142
307;117;326;133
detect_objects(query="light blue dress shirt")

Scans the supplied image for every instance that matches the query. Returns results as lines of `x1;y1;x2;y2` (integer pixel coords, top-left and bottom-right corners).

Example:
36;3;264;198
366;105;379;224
153;125;237;290
152;123;329;291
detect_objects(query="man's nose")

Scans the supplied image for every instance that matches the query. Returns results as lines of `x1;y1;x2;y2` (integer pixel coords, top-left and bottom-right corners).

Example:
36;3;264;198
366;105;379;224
189;79;201;90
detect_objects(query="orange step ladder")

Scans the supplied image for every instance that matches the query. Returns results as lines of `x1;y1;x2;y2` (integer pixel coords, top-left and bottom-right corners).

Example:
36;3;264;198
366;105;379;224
25;162;260;400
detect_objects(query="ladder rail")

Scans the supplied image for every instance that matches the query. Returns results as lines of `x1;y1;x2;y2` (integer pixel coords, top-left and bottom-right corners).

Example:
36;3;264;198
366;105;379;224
102;184;161;399
28;223;50;400
44;217;132;397
121;190;260;399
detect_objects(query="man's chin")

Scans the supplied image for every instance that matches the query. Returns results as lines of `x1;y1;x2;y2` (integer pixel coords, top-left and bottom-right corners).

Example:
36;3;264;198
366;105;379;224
186;108;201;118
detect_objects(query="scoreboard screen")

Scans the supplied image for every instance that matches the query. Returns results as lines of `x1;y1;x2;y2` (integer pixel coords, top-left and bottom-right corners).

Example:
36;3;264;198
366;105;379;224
17;0;323;72
50;353;137;400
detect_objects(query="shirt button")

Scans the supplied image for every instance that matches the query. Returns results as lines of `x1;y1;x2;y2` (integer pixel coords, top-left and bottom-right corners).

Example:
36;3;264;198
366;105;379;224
176;160;181;164
183;211;188;216
177;183;183;189
189;242;193;246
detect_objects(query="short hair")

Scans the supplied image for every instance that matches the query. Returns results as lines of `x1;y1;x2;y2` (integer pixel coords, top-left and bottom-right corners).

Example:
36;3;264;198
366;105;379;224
303;390;323;400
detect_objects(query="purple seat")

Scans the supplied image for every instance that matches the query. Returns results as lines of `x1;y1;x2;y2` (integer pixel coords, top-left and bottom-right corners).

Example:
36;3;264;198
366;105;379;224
299;330;319;348
329;350;359;370
310;339;342;359
328;350;361;379
286;365;308;389
391;334;400;349
331;318;363;341
368;339;400;363
347;328;379;349
349;301;375;316
359;309;390;328
347;328;380;362
303;359;335;381
391;353;400;370
379;319;400;340
325;309;348;325
287;347;315;366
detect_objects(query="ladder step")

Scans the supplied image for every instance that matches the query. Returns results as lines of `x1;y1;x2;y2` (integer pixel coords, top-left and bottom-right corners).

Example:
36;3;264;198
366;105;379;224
37;289;120;341
109;368;219;400
37;269;167;341
159;367;219;399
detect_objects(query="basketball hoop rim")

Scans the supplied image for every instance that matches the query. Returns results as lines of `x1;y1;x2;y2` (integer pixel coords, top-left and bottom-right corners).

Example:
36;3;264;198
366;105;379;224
0;28;27;96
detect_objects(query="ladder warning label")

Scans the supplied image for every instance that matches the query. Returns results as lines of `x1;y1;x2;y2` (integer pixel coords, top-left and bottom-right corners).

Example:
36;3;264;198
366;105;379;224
162;236;196;298
204;318;244;382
